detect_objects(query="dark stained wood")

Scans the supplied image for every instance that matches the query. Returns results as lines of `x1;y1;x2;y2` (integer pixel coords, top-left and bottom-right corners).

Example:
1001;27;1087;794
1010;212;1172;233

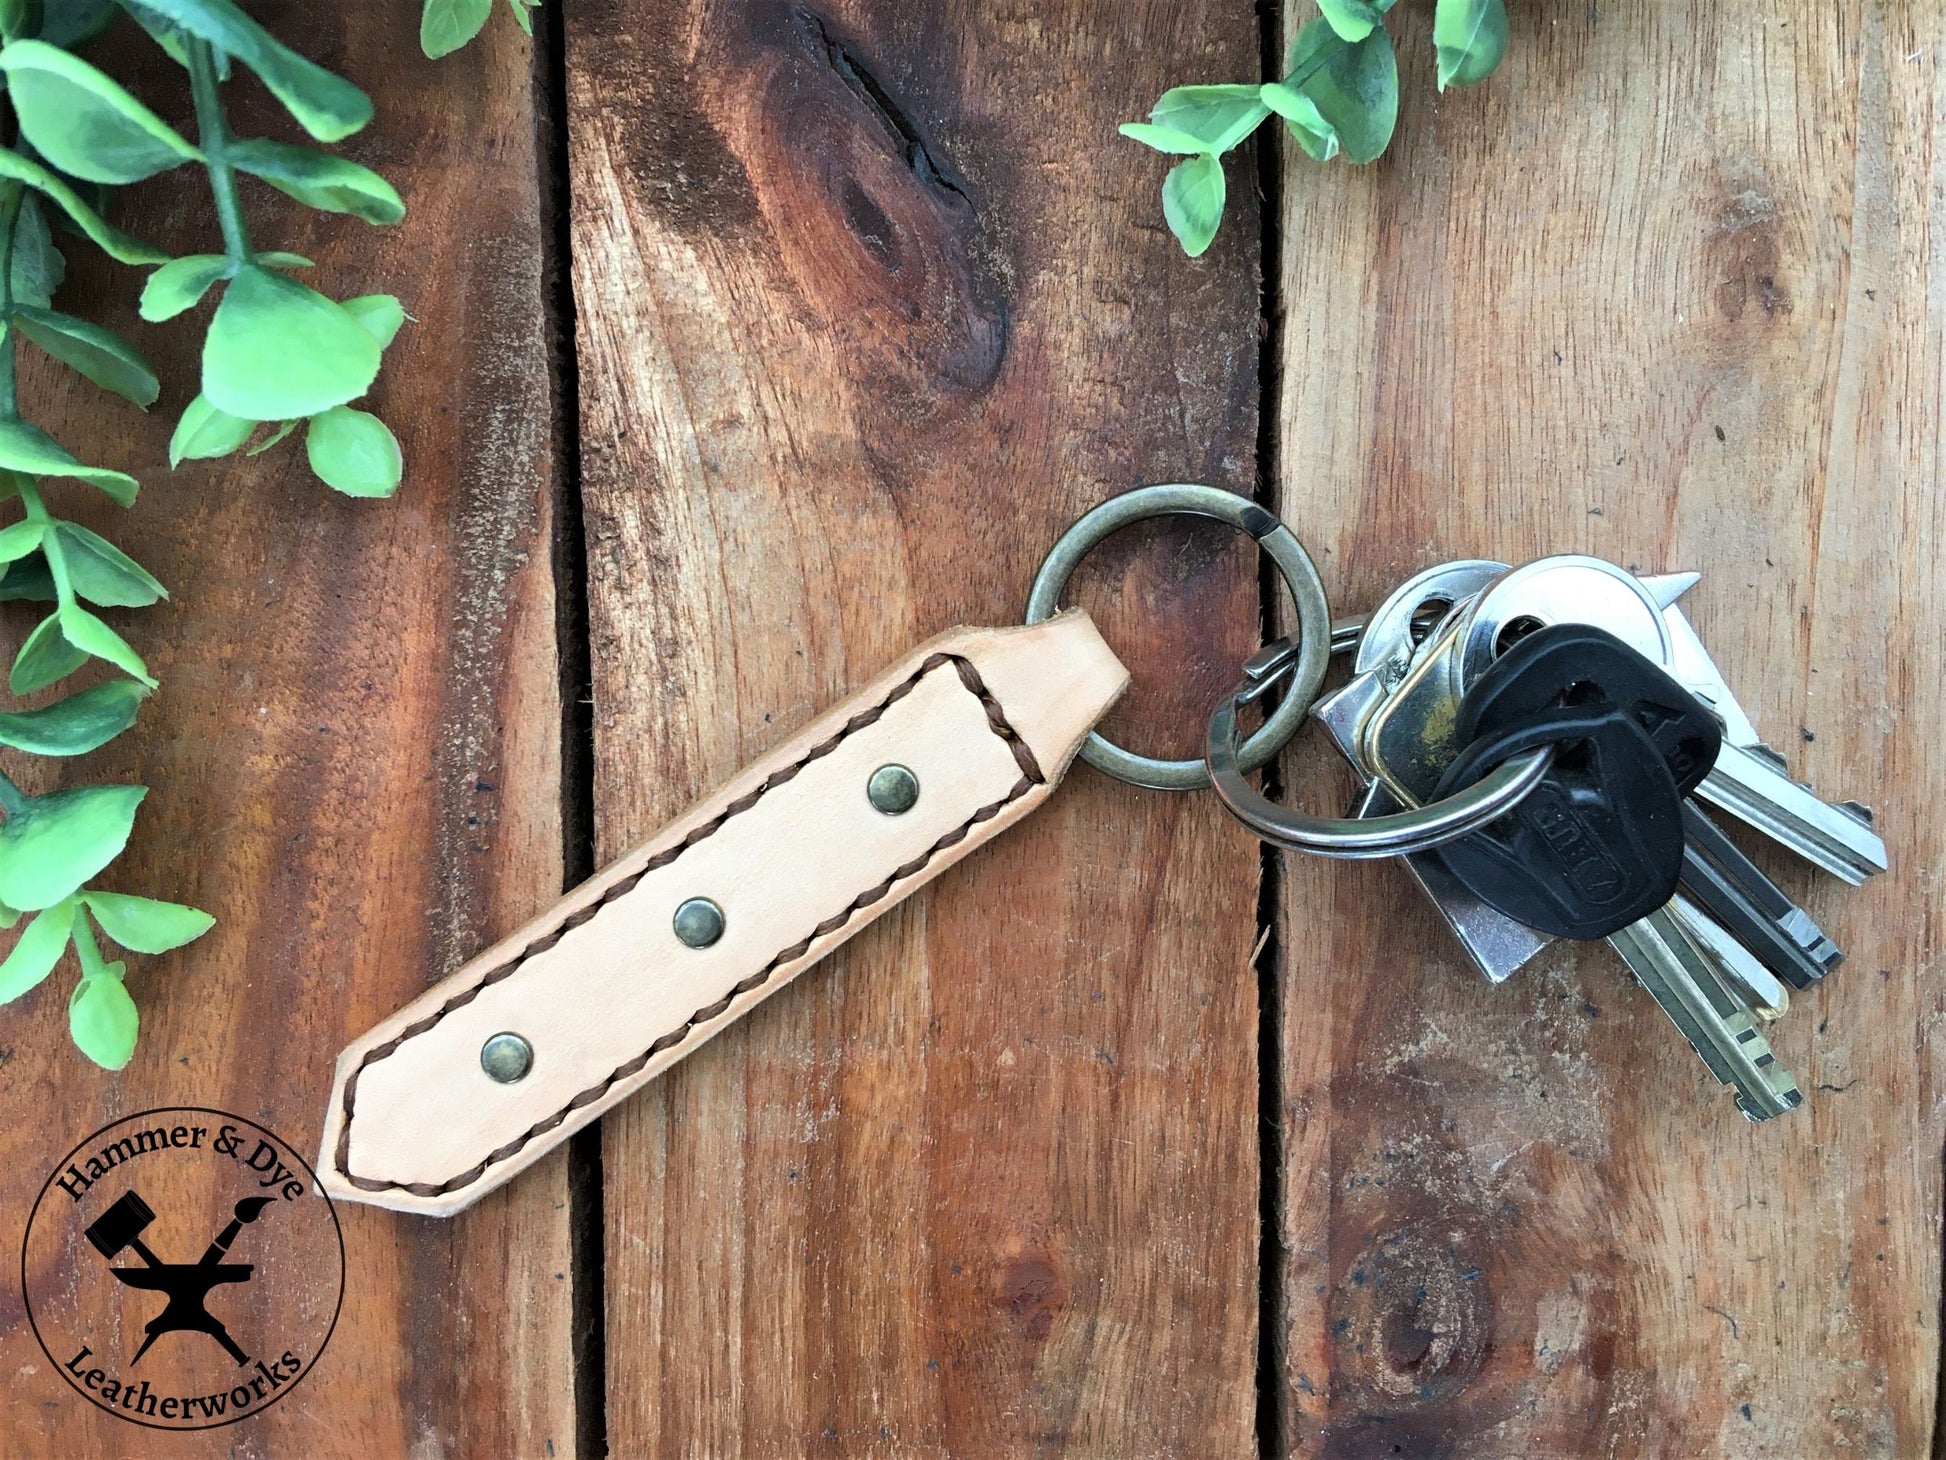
563;0;1268;1450
0;5;575;1453
1271;1;1942;1453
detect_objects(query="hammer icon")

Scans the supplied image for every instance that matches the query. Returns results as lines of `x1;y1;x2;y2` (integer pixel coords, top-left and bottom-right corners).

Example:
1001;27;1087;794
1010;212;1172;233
83;1191;275;1368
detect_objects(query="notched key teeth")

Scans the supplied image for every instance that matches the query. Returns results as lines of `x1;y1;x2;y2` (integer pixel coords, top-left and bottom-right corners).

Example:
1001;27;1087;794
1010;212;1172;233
1736;1082;1805;1122
1837;800;1876;829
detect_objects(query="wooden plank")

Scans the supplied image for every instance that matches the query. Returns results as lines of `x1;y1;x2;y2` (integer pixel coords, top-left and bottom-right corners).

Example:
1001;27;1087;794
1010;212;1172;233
0;8;574;1455
564;0;1267;1450
1271;1;1942;1453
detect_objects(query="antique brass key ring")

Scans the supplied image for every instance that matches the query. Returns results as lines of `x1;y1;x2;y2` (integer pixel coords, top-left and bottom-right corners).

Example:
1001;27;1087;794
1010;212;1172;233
1024;483;1550;856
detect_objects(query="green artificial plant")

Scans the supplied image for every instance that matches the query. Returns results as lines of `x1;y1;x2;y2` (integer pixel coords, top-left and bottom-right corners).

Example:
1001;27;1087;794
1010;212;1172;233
420;0;538;58
1123;0;1510;255
0;0;408;1066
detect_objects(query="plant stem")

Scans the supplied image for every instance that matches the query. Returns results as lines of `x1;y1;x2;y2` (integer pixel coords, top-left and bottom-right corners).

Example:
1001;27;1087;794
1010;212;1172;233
71;913;111;978
17;479;71;600
185;40;251;266
0;176;22;423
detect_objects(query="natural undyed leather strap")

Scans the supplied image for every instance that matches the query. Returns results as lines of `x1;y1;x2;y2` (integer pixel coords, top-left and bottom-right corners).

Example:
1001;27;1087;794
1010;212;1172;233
319;611;1128;1215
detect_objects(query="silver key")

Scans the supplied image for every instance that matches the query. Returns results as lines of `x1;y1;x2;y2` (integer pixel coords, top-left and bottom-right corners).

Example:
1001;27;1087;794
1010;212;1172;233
1679;802;1842;988
1608;905;1803;1120
1315;563;1550;983
1460;566;1888;884
1671;893;1789;1019
1315;555;1827;1121
1353;778;1551;982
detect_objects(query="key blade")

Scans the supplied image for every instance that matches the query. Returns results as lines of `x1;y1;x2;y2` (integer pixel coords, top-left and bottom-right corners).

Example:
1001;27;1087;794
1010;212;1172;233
1698;744;1888;885
1653;603;1885;880
1670;894;1789;1019
1608;907;1804;1121
1354;779;1553;984
1679;802;1842;985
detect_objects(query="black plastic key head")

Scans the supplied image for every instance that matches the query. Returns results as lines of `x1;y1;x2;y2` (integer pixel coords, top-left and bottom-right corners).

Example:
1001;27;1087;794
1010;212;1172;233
1433;706;1690;938
1426;623;1724;940
1457;623;1723;796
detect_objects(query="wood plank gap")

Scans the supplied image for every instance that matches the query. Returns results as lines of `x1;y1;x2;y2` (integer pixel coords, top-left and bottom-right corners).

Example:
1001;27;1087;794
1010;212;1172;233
1937;1169;1945;1460
535;4;608;1455
1254;2;1292;1456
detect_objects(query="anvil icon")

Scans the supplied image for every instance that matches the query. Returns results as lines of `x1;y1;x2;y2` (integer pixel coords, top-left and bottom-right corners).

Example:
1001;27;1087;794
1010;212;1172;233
83;1190;276;1367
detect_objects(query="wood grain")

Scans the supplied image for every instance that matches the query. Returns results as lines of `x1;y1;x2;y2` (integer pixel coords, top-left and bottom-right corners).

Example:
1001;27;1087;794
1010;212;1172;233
563;0;1269;1451
1270;2;1943;1453
0;4;574;1453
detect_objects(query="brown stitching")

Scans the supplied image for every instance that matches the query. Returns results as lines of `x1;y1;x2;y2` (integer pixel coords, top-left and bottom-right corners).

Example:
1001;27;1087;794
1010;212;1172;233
336;653;1044;1195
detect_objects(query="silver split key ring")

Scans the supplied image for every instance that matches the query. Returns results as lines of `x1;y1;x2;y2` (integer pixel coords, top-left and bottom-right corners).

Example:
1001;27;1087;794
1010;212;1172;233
1204;638;1555;860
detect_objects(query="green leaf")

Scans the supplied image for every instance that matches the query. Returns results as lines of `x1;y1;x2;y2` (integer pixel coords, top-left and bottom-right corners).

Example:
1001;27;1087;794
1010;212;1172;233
56;600;155;686
0;552;54;603
11;195;65;310
53;523;166;607
245;420;298;456
0;518;43;564
123;0;373;141
0;680;148;756
1284;15;1398;164
421;0;493;58
41;0;120;47
168;394;253;465
507;0;535;37
1260;82;1341;161
0;899;74;1003
1117;122;1209;157
203;266;381;420
11;612;85;693
1317;0;1384;42
1433;0;1508;89
306;407;402;498
0;40;203;183
256;252;314;270
70;968;138;1069
1146;84;1271;154
0;783;146;910
0;420;138;503
0;900;16;929
1161;152;1225;259
342;293;406;348
83;892;213;954
165;398;246;463
0;151;168;264
140;254;228;322
14;307;160;407
225;138;405;225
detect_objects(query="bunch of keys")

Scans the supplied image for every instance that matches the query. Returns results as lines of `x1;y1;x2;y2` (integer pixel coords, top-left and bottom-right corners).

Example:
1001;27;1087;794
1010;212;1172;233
1209;551;1888;1121
320;485;1887;1218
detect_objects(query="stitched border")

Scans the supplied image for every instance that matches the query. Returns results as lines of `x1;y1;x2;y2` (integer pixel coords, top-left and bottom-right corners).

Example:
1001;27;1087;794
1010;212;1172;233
336;653;1044;1196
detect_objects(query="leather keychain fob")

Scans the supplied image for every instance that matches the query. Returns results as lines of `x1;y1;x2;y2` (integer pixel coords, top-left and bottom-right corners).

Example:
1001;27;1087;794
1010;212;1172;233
320;612;1128;1215
318;483;1375;1218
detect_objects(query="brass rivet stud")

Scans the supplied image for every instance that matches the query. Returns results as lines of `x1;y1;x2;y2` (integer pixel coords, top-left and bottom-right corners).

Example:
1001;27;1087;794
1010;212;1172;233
867;763;920;815
673;897;725;949
480;1032;533;1083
